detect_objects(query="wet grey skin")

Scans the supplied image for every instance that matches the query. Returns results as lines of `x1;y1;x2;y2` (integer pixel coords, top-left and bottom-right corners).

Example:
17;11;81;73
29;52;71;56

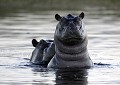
30;39;54;67
30;12;93;68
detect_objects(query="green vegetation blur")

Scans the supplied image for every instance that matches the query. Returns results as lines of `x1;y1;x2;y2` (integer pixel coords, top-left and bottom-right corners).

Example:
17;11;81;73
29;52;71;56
0;0;120;14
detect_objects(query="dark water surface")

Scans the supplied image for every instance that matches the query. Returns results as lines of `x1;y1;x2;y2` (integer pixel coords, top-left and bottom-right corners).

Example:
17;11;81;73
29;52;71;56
0;5;120;85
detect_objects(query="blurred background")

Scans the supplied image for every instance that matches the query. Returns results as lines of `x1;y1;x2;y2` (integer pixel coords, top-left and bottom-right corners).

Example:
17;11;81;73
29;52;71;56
0;0;120;13
0;0;120;85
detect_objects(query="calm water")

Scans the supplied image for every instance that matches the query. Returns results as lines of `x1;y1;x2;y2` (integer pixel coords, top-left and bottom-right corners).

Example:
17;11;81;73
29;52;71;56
0;10;120;85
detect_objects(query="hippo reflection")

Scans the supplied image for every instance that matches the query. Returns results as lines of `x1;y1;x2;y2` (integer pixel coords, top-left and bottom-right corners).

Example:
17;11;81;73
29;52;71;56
55;69;88;85
30;12;93;68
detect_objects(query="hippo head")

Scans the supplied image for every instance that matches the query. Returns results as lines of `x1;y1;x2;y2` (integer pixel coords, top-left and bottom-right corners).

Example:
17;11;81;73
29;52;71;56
54;12;86;46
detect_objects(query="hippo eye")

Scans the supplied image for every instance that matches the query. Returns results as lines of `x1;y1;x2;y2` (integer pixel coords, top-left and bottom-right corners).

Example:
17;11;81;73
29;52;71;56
73;17;80;24
60;18;68;25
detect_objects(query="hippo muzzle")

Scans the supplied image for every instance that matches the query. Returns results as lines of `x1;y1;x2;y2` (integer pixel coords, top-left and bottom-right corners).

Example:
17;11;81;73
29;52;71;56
62;23;83;38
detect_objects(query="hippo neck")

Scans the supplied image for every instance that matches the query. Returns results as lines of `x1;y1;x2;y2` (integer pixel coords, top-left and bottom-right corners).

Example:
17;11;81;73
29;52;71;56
54;36;88;62
54;36;88;54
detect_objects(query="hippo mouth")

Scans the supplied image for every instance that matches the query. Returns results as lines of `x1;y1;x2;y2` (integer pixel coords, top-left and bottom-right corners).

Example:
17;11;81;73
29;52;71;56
61;37;83;46
63;37;82;41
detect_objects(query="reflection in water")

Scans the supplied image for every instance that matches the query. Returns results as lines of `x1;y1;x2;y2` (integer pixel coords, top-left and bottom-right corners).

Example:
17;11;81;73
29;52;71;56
30;67;89;85
55;69;88;85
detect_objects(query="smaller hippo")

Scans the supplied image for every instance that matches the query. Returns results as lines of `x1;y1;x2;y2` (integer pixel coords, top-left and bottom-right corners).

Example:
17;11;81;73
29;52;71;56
30;39;54;67
30;12;93;68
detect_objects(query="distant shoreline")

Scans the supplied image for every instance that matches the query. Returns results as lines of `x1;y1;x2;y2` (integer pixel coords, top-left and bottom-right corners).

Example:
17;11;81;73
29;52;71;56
0;0;119;14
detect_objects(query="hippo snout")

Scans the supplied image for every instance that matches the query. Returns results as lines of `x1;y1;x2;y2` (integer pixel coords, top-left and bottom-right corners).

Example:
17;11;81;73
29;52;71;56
62;25;83;39
68;21;76;28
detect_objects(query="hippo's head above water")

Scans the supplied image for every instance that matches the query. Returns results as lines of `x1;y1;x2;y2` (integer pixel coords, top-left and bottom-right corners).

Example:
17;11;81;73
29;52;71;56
54;12;85;46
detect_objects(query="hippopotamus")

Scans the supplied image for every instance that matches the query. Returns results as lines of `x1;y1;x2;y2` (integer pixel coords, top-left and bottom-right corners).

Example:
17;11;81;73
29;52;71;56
30;12;93;68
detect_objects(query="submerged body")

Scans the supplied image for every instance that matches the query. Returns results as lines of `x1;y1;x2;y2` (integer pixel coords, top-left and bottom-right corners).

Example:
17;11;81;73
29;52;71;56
30;12;93;68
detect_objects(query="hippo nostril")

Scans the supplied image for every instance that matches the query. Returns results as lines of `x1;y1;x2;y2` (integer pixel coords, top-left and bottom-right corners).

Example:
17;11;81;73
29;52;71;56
76;26;82;30
69;22;75;27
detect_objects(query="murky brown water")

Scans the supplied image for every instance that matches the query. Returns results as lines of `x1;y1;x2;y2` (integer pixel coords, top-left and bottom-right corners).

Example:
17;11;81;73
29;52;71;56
0;10;120;85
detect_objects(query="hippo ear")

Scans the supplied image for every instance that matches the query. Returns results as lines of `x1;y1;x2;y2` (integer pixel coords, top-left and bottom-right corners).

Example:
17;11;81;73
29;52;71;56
79;12;84;19
55;14;62;21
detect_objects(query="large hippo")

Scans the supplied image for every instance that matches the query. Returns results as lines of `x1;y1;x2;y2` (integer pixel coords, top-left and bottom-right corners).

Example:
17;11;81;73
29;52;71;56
30;12;93;68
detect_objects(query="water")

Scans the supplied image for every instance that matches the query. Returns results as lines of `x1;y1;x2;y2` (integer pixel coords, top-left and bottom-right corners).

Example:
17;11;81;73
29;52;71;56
0;10;120;84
